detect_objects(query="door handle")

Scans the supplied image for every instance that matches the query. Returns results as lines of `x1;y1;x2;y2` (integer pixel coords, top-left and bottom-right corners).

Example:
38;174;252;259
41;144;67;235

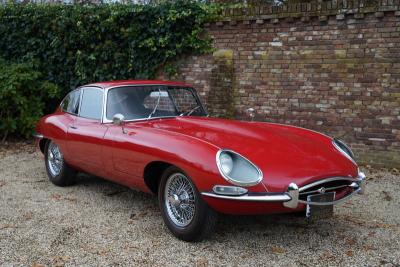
70;126;78;129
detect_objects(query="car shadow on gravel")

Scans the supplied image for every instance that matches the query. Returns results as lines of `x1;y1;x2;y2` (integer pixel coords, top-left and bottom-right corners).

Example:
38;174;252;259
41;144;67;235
72;173;354;245
74;172;159;208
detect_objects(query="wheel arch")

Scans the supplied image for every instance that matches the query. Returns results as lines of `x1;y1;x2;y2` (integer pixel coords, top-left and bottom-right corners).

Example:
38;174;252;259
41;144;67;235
39;138;50;154
143;161;174;194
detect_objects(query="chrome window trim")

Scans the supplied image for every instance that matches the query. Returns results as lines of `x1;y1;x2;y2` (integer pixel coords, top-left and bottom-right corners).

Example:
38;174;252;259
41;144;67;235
332;140;357;165
216;149;263;187
102;84;207;124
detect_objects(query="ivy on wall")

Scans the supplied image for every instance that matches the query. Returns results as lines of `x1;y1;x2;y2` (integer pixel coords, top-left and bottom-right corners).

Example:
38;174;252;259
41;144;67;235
0;1;217;97
0;1;219;140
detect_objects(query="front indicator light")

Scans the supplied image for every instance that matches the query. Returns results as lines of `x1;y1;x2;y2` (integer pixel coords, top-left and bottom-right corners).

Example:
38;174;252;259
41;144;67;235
213;185;248;196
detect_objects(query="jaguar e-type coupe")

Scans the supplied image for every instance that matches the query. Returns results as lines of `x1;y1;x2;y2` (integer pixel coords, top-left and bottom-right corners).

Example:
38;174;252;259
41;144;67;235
34;80;366;241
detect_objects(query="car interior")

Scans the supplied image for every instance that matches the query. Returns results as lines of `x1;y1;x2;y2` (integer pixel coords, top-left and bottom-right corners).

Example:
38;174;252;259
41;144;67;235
106;86;177;120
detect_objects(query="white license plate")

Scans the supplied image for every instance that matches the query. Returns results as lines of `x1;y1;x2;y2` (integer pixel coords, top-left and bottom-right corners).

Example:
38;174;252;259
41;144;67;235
306;192;335;219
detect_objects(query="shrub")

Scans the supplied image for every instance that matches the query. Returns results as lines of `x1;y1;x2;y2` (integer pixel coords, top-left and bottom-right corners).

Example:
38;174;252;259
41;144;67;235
0;58;59;142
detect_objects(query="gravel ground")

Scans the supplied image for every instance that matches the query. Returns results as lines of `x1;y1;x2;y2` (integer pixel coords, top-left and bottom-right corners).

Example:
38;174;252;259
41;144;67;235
0;142;399;267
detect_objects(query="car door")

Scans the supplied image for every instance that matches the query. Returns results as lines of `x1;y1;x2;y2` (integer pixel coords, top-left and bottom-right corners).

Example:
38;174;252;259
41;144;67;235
56;89;81;163
102;86;171;189
66;87;109;178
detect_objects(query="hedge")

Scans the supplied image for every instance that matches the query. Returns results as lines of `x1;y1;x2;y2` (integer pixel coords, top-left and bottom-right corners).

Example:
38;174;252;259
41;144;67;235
0;1;217;140
0;1;216;97
0;58;59;141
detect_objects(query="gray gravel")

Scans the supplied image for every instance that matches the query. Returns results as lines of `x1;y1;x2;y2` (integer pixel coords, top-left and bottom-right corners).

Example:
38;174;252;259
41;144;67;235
0;143;399;267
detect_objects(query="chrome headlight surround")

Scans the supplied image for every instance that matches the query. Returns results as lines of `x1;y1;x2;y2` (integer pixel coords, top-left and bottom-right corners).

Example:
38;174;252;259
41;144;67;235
333;138;356;165
216;149;263;187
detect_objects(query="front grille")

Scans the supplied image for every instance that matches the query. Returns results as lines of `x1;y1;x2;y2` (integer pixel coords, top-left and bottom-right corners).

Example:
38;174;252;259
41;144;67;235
299;178;355;202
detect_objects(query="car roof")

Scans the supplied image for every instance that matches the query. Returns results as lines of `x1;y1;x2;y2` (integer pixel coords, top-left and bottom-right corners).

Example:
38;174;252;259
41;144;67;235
85;80;192;89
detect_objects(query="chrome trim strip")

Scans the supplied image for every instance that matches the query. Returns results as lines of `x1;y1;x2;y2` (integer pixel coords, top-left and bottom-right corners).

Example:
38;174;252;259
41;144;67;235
33;132;44;139
201;192;291;202
215;149;263;187
299;177;359;192
299;184;349;195
202;172;366;207
298;187;362;206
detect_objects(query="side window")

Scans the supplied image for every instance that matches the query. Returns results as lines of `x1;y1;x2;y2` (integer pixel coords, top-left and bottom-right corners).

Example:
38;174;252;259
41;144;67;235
79;88;103;120
61;89;81;115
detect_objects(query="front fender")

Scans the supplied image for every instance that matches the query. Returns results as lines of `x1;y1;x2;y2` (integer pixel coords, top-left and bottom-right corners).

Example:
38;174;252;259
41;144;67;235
119;124;268;194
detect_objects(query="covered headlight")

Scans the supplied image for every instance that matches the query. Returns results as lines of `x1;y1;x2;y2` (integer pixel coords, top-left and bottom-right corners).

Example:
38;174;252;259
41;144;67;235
333;138;356;164
219;152;233;175
216;150;263;187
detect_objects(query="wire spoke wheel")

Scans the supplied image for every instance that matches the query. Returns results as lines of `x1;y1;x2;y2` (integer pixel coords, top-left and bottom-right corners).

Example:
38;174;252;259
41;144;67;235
164;173;196;227
47;142;63;177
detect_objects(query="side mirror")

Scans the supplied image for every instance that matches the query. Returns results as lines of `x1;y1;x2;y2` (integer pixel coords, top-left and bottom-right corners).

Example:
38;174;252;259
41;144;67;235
113;113;125;126
113;113;127;134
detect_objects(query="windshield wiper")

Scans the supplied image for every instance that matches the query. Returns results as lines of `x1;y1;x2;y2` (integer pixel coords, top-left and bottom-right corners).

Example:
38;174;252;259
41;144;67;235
148;88;161;119
180;105;201;116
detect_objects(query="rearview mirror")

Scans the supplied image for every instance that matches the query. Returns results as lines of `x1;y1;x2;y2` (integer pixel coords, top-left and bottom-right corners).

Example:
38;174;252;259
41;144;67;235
113;113;125;126
149;91;169;98
246;108;255;121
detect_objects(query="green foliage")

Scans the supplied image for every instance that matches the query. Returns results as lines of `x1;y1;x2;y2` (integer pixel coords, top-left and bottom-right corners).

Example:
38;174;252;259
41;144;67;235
0;58;59;141
0;1;217;98
0;1;218;140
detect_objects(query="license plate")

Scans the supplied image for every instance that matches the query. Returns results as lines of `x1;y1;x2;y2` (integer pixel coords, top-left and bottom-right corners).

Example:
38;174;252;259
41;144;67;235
306;192;335;219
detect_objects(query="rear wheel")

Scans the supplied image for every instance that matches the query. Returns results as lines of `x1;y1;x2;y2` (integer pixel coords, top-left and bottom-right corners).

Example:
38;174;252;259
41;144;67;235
158;166;217;242
44;140;76;186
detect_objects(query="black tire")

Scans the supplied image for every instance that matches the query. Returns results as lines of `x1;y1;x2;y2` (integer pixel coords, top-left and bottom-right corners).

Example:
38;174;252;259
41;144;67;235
44;140;76;187
158;166;217;242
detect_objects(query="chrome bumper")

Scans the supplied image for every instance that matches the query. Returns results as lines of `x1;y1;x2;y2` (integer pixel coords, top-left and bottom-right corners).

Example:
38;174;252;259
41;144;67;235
33;132;44;139
201;172;366;209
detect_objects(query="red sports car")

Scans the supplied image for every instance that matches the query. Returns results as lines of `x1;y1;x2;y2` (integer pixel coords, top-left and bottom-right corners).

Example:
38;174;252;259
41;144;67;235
34;80;366;241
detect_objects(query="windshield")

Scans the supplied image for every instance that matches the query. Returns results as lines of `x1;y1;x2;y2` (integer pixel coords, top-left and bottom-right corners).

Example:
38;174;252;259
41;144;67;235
106;85;207;121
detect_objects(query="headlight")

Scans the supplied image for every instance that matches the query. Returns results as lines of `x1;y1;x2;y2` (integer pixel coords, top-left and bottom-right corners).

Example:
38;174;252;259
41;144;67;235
219;152;233;175
216;150;263;187
333;138;356;164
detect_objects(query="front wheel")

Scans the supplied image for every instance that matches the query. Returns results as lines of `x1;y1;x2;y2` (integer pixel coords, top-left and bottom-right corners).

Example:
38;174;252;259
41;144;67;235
158;166;217;242
44;140;76;186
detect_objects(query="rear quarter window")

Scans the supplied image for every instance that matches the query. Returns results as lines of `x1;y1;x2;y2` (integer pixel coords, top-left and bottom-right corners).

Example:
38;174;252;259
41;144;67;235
61;90;81;115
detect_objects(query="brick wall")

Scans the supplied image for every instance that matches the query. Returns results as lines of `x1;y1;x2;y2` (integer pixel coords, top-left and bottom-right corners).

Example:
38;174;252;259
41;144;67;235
159;0;400;167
